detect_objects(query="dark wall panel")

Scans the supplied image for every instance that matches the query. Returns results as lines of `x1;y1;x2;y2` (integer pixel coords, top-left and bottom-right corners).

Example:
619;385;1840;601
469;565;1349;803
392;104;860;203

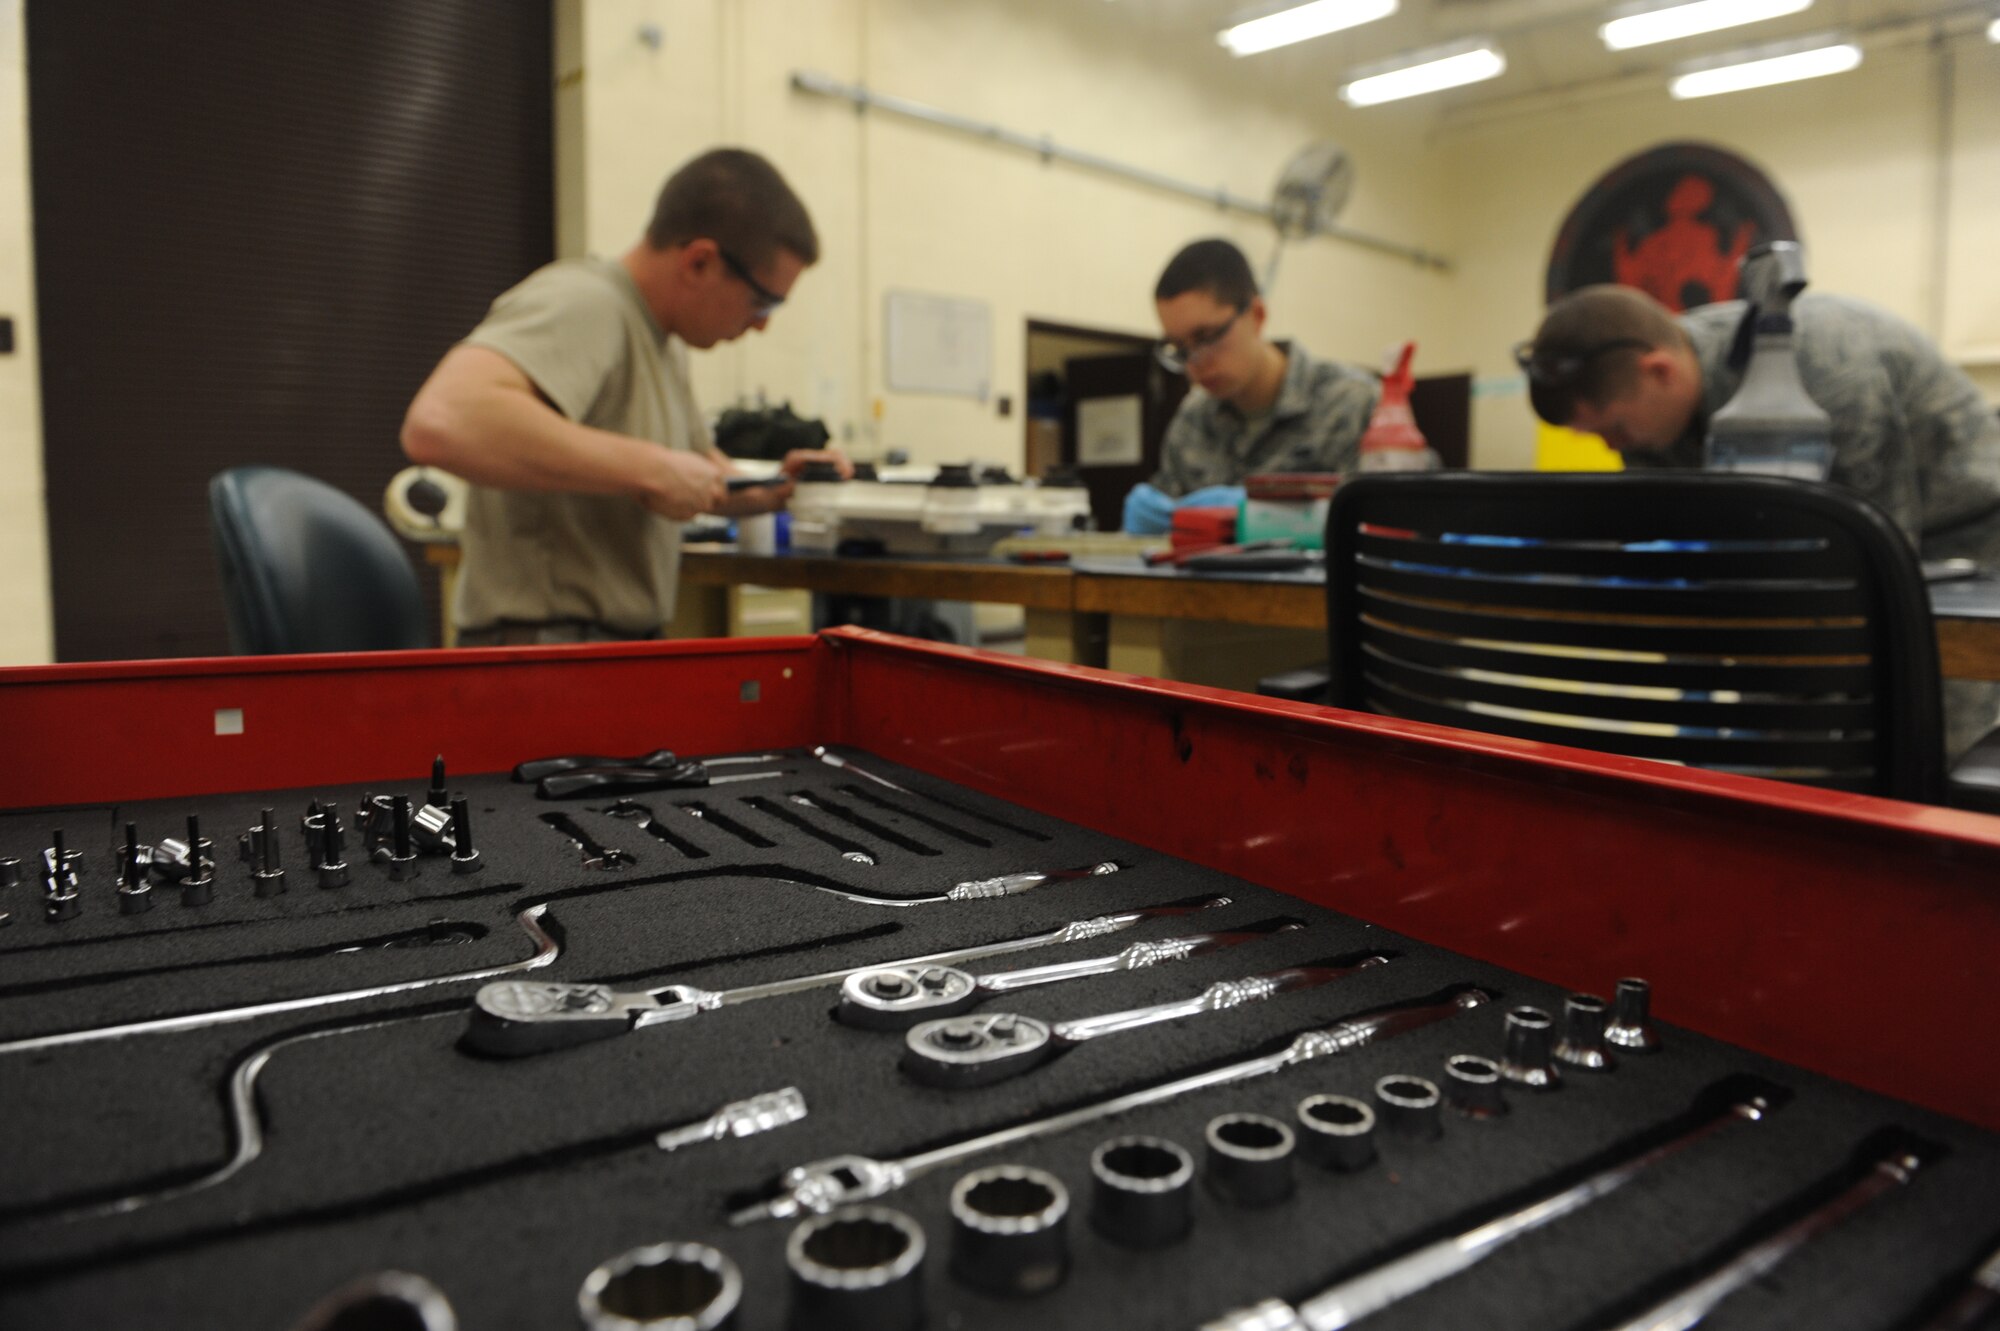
29;1;552;660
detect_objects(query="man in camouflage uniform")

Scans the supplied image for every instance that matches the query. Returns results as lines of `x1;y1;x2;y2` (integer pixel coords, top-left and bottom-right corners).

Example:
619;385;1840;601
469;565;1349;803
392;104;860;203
1125;239;1403;529
1521;282;2000;757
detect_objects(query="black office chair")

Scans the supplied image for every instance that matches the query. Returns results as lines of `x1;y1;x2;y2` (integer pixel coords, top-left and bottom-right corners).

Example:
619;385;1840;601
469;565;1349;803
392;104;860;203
209;466;430;654
1321;472;1947;803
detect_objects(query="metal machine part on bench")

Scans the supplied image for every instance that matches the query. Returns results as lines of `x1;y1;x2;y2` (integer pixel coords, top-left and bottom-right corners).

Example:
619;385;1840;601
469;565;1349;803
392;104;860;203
899;954;1393;1089
731;986;1493;1225
463;896;1231;1057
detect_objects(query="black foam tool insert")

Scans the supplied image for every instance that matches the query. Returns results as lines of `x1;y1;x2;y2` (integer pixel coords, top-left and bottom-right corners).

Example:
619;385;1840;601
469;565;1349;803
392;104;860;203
0;749;1995;1331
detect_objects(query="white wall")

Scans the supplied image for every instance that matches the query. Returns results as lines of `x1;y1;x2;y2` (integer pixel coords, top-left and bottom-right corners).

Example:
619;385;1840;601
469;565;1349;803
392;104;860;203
0;0;48;665
1433;29;2000;469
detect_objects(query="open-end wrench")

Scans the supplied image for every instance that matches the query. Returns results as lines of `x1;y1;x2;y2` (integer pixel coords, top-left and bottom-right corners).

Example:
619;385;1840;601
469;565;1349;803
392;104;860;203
813;746;1051;841
901;954;1394;1088
729;985;1494;1226
836;917;1308;1029
464;895;1231;1057
1199;1080;1787;1331
0;906;562;1058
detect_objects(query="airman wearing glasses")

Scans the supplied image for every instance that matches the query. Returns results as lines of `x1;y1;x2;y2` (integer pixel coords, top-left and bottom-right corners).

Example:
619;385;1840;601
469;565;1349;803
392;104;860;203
1521;281;2000;755
1125;238;1403;532
403;148;849;646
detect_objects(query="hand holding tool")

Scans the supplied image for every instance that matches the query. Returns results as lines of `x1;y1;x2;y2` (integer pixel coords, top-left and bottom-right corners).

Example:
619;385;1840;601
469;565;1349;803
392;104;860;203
900;954;1393;1088
465;896;1230;1057
731;986;1494;1225
837;913;1297;1029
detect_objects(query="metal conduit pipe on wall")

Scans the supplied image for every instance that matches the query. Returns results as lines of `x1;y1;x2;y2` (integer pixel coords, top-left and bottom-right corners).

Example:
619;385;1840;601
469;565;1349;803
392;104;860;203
790;68;1452;272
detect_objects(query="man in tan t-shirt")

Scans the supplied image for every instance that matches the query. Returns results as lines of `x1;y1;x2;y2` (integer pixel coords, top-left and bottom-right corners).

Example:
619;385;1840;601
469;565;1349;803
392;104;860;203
401;148;846;645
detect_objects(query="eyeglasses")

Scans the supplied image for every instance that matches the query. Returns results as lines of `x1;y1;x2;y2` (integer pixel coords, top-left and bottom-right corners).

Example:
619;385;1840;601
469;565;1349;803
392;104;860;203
718;248;786;316
1155;307;1246;374
1512;337;1651;389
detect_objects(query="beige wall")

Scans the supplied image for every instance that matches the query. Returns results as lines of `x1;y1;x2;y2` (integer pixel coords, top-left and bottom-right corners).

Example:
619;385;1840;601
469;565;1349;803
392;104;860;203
1433;28;2000;470
0;0;48;665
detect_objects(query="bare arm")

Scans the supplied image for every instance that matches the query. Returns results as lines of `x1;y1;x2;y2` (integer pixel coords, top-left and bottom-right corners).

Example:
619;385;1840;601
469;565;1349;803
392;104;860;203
400;345;726;521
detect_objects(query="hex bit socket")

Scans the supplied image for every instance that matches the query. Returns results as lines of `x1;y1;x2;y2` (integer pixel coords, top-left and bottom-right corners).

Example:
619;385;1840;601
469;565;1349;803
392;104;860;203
1295;1094;1377;1172
949;1165;1070;1297
1554;992;1615;1072
1205;1112;1296;1207
1499;1004;1561;1091
1605;976;1661;1052
786;1207;925;1331
1090;1135;1195;1248
578;1241;741;1331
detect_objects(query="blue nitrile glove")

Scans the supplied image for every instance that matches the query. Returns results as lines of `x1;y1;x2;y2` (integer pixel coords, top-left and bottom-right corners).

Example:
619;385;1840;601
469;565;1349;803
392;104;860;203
1122;482;1176;534
1179;485;1246;511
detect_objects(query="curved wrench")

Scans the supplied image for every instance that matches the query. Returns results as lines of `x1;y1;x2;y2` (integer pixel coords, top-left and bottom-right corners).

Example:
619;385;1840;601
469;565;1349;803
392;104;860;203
836;918;1308;1030
900;955;1392;1088
464;895;1232;1057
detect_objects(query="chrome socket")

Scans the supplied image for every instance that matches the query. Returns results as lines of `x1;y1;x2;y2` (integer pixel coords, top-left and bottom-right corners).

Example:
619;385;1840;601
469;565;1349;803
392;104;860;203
1374;1074;1444;1142
578;1241;741;1331
251;810;285;897
1295;1094;1377;1172
0;855;20;889
411;802;456;855
948;1164;1070;1298
1499;1004;1561;1091
1605;977;1661;1053
786;1206;925;1331
117;881;153;914
1443;1053;1509;1119
1554;993;1615;1072
1089;1135;1195;1248
180;868;214;907
315;804;350;890
292;1271;459;1331
1205;1112;1296;1207
386;796;420;881
44;882;80;921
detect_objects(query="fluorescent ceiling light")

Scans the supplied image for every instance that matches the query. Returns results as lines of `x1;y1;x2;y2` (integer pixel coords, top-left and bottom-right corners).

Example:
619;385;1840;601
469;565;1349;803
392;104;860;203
1989;14;1999;41
1601;0;1813;51
1669;40;1859;98
1340;41;1506;106
1218;0;1398;57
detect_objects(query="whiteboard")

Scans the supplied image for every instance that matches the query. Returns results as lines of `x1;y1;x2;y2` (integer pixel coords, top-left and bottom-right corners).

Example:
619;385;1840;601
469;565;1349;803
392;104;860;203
885;290;991;399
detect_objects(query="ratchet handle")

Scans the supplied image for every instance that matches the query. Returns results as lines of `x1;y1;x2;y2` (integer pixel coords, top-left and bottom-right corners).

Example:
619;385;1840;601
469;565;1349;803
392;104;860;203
514;748;679;782
537;762;708;799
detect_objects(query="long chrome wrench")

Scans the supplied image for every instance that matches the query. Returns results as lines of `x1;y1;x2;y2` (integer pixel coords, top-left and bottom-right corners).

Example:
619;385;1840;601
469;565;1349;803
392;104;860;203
463;895;1232;1057
0;905;562;1058
900;955;1393;1088
836;919;1308;1029
729;985;1493;1226
1601;1141;1926;1331
1200;1086;1782;1331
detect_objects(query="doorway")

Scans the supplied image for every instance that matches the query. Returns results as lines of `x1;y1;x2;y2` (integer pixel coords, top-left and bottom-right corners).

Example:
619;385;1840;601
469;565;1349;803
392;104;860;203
1025;319;1188;532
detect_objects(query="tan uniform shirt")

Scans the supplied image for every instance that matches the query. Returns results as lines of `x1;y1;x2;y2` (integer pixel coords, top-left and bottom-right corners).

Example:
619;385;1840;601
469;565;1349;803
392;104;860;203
455;257;708;635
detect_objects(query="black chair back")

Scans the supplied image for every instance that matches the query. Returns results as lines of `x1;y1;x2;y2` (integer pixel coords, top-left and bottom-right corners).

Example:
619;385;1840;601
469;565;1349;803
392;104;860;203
1325;472;1943;801
208;466;429;655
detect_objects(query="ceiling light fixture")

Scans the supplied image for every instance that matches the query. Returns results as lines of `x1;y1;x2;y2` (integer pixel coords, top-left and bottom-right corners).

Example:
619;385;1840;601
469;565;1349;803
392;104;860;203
1668;38;1860;99
1339;39;1507;106
1601;0;1813;52
1988;13;1999;41
1218;0;1398;57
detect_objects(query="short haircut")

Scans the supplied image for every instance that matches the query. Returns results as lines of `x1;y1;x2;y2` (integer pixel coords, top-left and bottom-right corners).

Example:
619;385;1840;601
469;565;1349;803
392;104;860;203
645;148;819;269
1523;284;1687;424
1155;238;1258;308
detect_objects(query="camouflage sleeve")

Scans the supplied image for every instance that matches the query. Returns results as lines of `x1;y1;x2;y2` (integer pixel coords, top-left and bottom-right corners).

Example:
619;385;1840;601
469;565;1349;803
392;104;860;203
1301;369;1378;476
1147;404;1205;498
1889;325;2000;535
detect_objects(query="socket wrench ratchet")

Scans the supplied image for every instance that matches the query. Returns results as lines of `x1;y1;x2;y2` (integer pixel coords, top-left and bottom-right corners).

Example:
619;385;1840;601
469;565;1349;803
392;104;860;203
900;954;1394;1089
837;917;1307;1030
0;905;562;1058
464;895;1232;1057
1200;1081;1785;1331
729;985;1493;1226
